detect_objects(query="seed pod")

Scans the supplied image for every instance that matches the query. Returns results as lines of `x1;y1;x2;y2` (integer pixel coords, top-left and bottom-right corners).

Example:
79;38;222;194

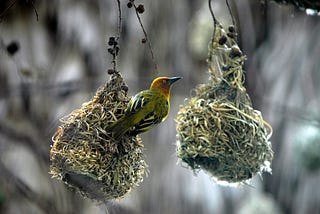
6;41;20;56
121;84;129;92
127;2;133;8
107;48;114;54
230;45;242;58
228;25;235;33
218;35;227;45
136;4;145;14
107;69;115;75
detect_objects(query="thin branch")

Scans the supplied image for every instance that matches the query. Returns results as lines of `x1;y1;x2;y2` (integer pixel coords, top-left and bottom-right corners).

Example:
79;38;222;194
225;0;238;41
208;0;220;35
133;4;158;74
111;0;122;73
208;0;220;66
0;0;17;21
225;0;235;27
0;0;39;22
29;0;39;21
116;0;122;39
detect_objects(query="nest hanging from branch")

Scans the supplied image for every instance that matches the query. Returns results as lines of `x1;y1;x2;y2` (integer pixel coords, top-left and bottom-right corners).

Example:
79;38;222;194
176;23;273;185
50;73;147;201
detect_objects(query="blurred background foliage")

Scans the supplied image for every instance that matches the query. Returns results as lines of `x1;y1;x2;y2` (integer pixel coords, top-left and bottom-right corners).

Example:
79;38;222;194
0;0;320;213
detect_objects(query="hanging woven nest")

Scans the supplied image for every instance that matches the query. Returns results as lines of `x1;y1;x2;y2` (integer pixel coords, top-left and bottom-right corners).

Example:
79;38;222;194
50;73;147;201
176;23;273;185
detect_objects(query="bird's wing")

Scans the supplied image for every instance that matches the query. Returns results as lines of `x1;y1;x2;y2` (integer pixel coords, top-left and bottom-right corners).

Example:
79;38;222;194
134;111;162;133
125;90;167;135
125;91;150;116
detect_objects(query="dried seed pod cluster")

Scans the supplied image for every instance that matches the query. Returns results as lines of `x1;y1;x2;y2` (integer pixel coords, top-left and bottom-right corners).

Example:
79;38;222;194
176;24;273;185
50;74;147;201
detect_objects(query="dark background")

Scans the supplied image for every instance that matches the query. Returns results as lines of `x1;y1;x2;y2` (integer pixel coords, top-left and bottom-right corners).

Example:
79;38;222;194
0;0;320;213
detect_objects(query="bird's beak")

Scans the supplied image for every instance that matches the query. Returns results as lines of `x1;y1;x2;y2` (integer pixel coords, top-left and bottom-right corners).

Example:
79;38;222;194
168;77;182;85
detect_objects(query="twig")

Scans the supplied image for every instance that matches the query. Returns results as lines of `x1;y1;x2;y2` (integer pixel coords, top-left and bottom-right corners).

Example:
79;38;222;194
116;0;122;40
0;0;39;22
208;0;220;67
225;0;235;27
0;0;17;21
225;0;238;41
208;0;220;36
114;0;122;73
111;0;122;73
0;0;17;22
133;3;158;74
29;0;39;21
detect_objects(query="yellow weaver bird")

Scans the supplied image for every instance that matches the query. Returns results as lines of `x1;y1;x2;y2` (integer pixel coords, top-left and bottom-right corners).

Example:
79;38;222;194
109;76;182;138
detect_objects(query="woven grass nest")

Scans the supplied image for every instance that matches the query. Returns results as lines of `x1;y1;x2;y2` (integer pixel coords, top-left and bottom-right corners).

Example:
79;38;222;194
176;24;273;185
50;73;147;201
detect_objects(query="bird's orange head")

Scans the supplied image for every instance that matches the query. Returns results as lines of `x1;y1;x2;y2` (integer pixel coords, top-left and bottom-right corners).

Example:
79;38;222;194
150;76;182;99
